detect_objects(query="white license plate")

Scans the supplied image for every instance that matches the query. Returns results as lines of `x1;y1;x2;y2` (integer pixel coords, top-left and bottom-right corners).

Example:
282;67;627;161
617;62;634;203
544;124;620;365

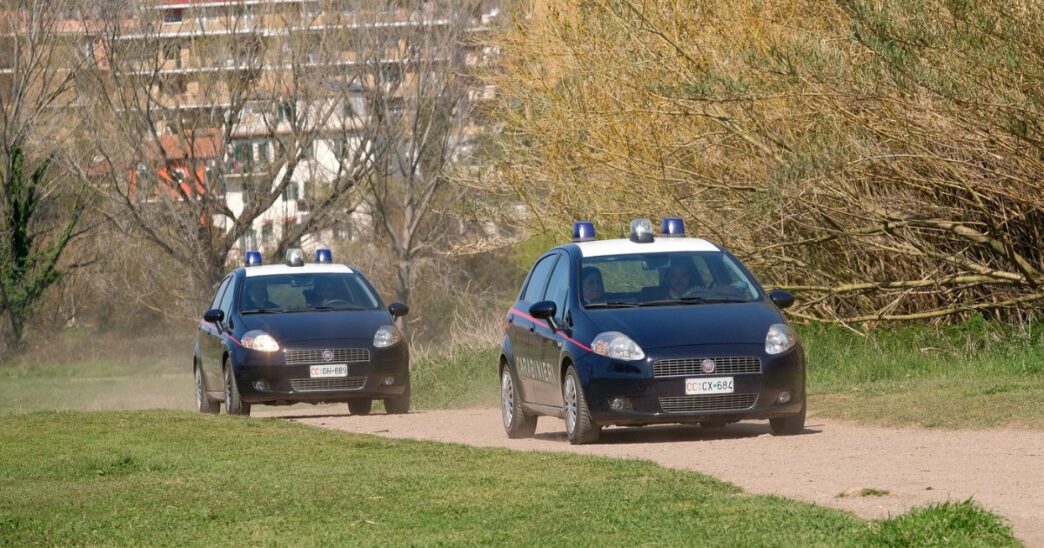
685;376;734;395
309;364;348;378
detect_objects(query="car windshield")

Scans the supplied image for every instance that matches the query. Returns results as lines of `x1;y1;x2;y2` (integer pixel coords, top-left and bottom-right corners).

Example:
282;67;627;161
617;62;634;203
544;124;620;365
239;273;381;313
580;251;761;308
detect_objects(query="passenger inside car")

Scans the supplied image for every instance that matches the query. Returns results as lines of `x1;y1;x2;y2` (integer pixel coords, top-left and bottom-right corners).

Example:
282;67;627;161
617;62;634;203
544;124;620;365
244;282;278;310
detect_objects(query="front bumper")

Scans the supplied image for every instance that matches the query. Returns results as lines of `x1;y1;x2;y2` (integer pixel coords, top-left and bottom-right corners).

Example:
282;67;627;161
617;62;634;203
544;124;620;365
231;340;409;404
581;343;805;426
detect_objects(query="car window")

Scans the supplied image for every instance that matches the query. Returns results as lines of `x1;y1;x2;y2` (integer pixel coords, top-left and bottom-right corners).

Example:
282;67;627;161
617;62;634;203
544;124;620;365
544;255;570;320
580;251;760;305
240;274;381;312
522;255;559;303
218;276;236;314
209;277;230;310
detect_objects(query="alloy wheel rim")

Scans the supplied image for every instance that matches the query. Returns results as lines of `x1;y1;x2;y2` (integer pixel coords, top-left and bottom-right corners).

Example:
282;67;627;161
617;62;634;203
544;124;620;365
564;375;577;434
501;371;513;428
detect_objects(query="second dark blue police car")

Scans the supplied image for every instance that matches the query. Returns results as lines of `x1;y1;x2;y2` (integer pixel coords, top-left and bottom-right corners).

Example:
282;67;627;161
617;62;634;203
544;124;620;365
194;248;410;417
500;218;806;444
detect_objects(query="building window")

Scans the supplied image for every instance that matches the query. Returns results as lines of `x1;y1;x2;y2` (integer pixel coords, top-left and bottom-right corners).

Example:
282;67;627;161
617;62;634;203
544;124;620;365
261;222;273;245
164;9;183;23
256;141;270;165
239;229;256;250
334;220;351;241
282;183;299;201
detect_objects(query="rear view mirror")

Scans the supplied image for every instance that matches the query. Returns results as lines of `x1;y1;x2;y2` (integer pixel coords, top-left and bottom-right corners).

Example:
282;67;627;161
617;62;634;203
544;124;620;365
203;308;224;323
769;290;795;309
529;301;556;320
388;302;409;318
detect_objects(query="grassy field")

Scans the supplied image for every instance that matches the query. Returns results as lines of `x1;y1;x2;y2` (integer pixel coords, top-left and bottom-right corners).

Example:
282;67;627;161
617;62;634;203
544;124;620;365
0;411;1018;546
0;319;1041;428
802;319;1044;428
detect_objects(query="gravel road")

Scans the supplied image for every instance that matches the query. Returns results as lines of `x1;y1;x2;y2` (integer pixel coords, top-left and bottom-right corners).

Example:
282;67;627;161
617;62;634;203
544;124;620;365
258;407;1044;545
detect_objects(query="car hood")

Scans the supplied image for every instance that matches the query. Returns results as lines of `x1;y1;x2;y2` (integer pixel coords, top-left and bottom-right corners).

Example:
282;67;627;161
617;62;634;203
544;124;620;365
240;309;391;344
584;302;783;348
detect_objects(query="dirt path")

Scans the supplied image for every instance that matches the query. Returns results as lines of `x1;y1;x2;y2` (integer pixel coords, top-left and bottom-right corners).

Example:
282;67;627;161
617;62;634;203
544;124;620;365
258;407;1044;545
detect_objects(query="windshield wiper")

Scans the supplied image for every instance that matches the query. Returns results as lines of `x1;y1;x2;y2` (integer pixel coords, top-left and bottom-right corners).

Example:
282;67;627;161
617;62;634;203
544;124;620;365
241;308;285;314
639;296;747;307
585;301;639;309
306;305;366;311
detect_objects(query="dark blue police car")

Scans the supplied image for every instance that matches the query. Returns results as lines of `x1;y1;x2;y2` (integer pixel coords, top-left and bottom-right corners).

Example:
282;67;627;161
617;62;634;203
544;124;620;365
194;248;410;416
500;218;805;444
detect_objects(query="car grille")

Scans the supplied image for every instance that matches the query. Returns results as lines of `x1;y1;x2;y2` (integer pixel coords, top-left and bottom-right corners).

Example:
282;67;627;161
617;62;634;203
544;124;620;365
290;377;367;392
659;394;758;413
284;348;370;366
653;356;762;378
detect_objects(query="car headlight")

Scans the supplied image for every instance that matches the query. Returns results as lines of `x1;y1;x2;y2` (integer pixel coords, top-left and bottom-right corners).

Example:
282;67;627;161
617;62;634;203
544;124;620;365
591;331;646;361
241;330;280;352
765;323;797;355
373;325;403;348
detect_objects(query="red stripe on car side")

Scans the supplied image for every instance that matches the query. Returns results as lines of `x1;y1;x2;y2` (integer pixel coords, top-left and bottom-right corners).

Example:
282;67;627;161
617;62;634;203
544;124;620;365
509;308;592;353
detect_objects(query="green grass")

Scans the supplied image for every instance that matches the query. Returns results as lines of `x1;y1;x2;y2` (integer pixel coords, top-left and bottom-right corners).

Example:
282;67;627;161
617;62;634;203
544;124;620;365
801;319;1044;428
2;319;1042;428
0;411;1018;546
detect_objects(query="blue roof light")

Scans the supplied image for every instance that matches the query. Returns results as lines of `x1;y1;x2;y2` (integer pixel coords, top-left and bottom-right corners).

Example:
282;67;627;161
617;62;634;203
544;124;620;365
245;251;262;267
315;248;333;263
661;217;685;237
572;221;596;242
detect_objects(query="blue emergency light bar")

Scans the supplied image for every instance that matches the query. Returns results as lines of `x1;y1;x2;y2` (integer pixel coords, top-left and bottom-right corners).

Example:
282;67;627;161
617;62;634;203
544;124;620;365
315;248;332;263
572;221;596;242
661;217;685;237
245;251;263;266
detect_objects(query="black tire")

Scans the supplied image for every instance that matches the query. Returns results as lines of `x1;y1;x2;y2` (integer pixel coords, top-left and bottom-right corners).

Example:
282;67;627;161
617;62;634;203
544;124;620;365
384;375;410;414
348;399;373;416
223;360;251;416
194;362;219;414
501;366;537;438
563;366;600;444
770;403;806;436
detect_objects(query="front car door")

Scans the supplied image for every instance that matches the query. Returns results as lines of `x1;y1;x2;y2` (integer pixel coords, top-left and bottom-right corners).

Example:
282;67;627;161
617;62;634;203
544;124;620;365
533;252;571;406
200;276;231;393
511;254;559;405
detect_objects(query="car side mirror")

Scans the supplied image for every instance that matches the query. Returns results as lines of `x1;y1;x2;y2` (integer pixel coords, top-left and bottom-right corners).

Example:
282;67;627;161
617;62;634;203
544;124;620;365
529;300;559;332
768;289;795;310
388;302;409;318
203;308;224;323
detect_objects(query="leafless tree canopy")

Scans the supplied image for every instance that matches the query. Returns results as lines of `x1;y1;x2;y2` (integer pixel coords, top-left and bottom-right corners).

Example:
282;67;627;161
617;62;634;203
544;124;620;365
491;0;1044;323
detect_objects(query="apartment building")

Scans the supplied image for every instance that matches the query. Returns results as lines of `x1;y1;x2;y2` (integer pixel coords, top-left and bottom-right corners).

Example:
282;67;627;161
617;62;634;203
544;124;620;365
101;0;499;256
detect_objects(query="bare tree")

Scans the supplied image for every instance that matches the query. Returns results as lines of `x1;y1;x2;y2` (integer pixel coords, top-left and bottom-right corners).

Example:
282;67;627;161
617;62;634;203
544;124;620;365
81;0;382;305
354;1;489;305
0;0;92;357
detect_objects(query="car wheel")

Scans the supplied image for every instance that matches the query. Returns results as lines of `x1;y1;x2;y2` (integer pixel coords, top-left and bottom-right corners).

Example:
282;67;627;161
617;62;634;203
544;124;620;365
348;399;372;416
562;365;600;444
769;403;806;436
384;375;410;414
501;366;536;438
223;360;251;416
194;362;219;415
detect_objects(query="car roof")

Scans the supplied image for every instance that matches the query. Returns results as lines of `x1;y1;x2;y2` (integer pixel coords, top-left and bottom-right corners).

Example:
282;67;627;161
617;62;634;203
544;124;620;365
243;263;355;278
572;237;720;258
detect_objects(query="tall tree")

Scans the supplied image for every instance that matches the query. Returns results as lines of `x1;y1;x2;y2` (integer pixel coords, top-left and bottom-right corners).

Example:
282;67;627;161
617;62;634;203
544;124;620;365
82;0;381;304
356;1;489;304
0;0;91;357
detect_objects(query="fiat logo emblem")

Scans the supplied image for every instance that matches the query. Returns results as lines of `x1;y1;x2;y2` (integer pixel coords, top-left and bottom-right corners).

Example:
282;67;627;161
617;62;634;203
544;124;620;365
322;350;334;362
701;358;716;374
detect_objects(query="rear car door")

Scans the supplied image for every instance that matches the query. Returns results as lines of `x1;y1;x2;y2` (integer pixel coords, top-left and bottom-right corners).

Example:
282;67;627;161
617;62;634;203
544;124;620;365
511;254;559;404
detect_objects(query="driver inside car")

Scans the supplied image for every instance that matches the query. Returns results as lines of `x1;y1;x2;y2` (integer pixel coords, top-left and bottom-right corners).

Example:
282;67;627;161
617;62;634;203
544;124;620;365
306;278;352;307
